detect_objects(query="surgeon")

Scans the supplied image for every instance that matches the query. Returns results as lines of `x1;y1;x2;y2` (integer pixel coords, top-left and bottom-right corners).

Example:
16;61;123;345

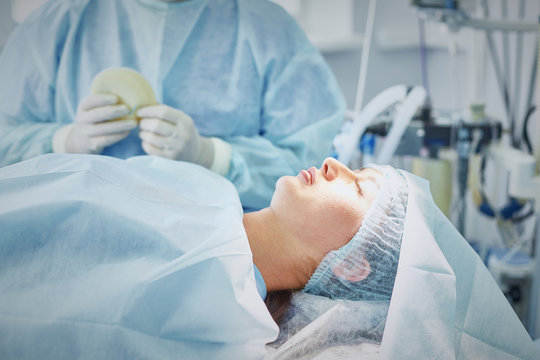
0;0;346;211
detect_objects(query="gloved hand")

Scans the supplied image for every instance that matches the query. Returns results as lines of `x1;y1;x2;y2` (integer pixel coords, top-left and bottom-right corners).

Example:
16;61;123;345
53;93;137;154
137;104;215;168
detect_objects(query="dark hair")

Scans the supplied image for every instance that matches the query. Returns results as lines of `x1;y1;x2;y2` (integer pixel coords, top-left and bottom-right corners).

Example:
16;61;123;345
265;289;294;324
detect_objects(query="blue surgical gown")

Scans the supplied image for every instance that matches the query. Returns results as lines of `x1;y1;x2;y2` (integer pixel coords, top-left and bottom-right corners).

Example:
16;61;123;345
0;0;346;211
0;153;279;359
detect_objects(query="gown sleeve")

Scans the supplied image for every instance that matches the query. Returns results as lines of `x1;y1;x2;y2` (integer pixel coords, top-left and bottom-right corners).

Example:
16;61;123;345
0;1;71;166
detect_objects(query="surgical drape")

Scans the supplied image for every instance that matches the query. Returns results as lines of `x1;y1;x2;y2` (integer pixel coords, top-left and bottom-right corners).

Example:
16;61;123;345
380;171;540;359
0;0;346;211
0;154;279;359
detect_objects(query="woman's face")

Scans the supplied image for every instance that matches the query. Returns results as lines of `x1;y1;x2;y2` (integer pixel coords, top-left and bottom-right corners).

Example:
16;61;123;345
271;157;382;254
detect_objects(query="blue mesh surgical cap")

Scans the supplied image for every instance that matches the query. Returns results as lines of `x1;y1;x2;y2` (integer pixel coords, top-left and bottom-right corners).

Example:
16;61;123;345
303;164;408;301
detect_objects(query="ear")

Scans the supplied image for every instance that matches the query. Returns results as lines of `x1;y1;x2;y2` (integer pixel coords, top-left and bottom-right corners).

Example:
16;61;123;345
332;258;371;282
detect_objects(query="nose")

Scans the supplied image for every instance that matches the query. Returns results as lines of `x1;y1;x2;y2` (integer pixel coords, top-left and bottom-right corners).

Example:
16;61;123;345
321;157;355;181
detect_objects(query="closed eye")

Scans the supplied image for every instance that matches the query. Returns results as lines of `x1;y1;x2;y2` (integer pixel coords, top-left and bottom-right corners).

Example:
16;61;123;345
355;178;364;197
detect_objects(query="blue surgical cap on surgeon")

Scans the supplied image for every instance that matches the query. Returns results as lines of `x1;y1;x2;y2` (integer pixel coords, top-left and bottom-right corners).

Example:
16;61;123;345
303;165;408;301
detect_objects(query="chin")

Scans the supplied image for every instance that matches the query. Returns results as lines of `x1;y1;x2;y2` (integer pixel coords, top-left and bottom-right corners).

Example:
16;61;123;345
275;175;294;190
273;176;289;198
271;176;298;206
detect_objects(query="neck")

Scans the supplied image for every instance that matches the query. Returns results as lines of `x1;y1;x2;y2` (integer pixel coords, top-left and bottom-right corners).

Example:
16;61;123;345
243;208;320;292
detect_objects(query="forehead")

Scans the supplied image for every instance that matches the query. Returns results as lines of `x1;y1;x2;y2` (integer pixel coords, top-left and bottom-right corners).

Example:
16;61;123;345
353;167;383;187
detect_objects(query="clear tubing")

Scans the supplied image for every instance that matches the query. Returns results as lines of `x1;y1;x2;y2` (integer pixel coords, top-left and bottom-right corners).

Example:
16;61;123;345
456;128;470;235
536;17;540;173
512;0;525;147
449;33;460;110
501;0;514;143
418;17;431;101
353;0;376;115
472;2;487;104
482;0;512;133
525;26;538;116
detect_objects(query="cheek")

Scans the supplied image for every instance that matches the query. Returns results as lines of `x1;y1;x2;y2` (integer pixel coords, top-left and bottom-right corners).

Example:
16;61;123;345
309;197;363;251
272;179;363;252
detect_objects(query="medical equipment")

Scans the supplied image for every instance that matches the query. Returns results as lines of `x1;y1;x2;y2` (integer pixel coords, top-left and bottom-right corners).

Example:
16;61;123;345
357;109;502;230
411;157;453;216
336;0;427;169
352;0;376;114
486;144;540;337
413;0;538;146
335;84;427;168
411;0;540;339
413;1;537;32
487;249;535;326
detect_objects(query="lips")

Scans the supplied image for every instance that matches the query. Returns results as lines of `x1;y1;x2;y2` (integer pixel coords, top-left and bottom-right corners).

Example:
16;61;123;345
300;169;311;184
308;167;316;184
300;167;316;185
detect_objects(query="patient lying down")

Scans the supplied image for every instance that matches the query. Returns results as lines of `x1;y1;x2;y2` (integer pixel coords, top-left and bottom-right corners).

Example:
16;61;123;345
0;154;537;359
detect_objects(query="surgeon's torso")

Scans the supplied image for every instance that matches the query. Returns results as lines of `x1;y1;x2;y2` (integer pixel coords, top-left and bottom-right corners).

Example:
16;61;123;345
34;0;301;158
